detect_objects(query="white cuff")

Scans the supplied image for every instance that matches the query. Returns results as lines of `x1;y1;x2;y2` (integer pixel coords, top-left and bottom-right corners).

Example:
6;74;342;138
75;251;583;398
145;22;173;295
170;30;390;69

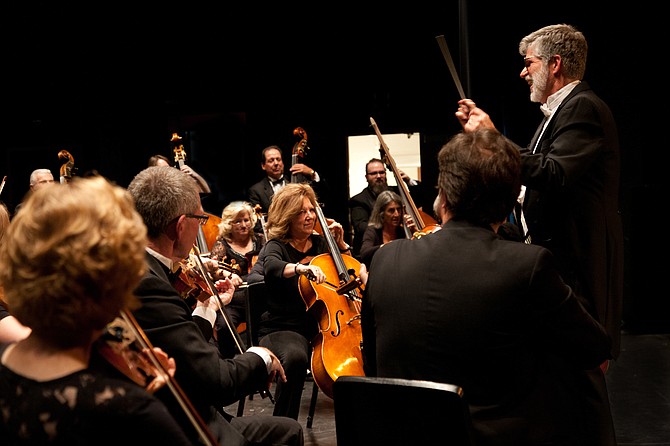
246;346;273;373
191;305;217;328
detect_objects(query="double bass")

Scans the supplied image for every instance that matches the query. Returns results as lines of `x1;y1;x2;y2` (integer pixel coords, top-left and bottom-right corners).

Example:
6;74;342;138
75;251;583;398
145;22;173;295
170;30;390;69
58;149;76;184
170;132;221;252
298;203;365;399
370;117;441;239
291;127;311;184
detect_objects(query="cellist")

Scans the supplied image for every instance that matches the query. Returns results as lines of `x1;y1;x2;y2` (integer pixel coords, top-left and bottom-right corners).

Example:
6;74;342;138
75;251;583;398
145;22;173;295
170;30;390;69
259;183;352;419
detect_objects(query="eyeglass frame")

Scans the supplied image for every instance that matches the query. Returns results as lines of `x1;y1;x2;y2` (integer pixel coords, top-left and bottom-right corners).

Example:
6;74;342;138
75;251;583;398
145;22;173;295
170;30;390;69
183;213;209;226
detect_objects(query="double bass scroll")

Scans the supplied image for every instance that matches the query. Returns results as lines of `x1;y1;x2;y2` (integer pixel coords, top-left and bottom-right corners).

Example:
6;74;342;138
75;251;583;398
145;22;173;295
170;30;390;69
291;127;311;184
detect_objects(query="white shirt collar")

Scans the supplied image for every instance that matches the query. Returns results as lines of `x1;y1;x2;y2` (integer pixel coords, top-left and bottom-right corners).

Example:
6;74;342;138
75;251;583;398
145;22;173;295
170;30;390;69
146;246;179;273
540;80;581;117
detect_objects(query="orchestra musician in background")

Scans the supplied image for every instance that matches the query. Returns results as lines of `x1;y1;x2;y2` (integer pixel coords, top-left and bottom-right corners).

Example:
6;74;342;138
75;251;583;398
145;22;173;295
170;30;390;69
358;190;408;267
210;200;265;355
348;158;421;260
148;154;211;195
247;145;323;215
12;168;55;217
127;165;304;446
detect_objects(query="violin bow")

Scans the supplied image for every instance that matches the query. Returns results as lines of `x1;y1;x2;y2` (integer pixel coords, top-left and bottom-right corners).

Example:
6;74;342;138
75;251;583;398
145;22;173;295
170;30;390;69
191;245;246;355
0;176;6;196
191;245;275;402
118;309;219;446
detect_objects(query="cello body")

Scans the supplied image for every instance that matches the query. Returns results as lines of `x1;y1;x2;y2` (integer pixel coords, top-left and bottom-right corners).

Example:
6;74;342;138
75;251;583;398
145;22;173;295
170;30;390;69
298;207;365;399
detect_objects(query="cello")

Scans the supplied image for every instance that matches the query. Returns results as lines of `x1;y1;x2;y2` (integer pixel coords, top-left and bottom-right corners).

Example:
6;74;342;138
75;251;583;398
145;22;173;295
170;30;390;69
298;203;366;399
370;117;441;239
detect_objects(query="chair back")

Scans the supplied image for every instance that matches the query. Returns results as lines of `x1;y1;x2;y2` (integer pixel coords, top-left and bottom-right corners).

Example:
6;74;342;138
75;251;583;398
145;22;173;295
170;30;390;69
333;375;475;446
245;281;269;347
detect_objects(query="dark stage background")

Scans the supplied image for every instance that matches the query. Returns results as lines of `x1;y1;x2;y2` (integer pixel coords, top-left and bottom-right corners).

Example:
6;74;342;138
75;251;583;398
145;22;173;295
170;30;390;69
2;2;662;331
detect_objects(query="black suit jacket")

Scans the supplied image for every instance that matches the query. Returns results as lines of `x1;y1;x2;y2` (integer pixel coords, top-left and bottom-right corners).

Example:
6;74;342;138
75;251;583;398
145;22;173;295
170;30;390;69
348;184;422;259
247;177;277;214
133;253;269;446
362;220;611;445
248;175;329;215
520;81;623;358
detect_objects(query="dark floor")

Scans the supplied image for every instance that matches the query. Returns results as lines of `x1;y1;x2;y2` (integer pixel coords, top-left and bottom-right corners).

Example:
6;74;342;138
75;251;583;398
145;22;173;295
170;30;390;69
227;332;670;446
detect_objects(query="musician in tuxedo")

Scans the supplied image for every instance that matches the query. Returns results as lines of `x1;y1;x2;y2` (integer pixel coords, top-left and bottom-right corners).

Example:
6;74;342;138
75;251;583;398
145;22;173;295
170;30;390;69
348;158;422;260
127;165;304;446
247;145;324;215
456;24;622;445
362;128;612;446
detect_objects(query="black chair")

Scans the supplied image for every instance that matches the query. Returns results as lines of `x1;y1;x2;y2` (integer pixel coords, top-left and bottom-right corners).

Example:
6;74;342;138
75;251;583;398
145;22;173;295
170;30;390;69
333;375;476;446
238;281;320;427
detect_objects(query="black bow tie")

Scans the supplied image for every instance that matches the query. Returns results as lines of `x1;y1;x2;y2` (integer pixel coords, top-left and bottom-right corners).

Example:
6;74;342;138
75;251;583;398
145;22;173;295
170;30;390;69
271;178;284;186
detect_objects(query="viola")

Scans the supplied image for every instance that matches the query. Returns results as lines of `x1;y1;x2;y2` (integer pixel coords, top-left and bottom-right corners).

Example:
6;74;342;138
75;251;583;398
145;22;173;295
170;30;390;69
298;203;366;399
97;309;219;446
370;117;441;239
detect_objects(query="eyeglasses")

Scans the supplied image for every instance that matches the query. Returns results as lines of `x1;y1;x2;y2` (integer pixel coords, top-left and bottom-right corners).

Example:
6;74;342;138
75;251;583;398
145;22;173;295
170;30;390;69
367;170;386;176
184;213;209;226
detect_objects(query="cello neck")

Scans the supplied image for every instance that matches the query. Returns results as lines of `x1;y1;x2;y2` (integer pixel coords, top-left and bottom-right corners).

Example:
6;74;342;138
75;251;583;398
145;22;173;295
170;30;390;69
314;204;349;284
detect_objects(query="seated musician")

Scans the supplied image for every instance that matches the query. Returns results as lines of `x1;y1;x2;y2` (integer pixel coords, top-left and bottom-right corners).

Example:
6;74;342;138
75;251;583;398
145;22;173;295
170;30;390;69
0;175;195;445
260;183;350;420
210;200;265;355
359;190;407;267
348;158;423;260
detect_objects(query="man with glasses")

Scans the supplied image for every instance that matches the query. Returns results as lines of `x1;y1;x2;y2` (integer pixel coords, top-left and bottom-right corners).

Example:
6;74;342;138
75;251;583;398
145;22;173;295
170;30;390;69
127;165;304;446
348;158;421;260
455;24;622;446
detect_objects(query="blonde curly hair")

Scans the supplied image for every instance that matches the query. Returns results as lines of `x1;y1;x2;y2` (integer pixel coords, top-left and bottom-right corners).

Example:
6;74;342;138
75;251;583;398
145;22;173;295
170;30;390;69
0;176;147;348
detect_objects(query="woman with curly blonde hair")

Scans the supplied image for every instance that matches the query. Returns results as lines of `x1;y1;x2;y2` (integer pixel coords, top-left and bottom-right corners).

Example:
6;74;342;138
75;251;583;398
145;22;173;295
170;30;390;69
0;176;193;445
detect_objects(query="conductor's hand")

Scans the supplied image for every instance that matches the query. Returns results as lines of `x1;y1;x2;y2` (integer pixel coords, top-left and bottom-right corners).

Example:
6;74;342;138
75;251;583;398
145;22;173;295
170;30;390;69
456;99;497;132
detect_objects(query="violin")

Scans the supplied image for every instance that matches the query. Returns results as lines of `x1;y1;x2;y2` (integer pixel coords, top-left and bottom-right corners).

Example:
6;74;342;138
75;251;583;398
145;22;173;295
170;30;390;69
97;309;219;446
177;245;274;401
370;117;441;239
